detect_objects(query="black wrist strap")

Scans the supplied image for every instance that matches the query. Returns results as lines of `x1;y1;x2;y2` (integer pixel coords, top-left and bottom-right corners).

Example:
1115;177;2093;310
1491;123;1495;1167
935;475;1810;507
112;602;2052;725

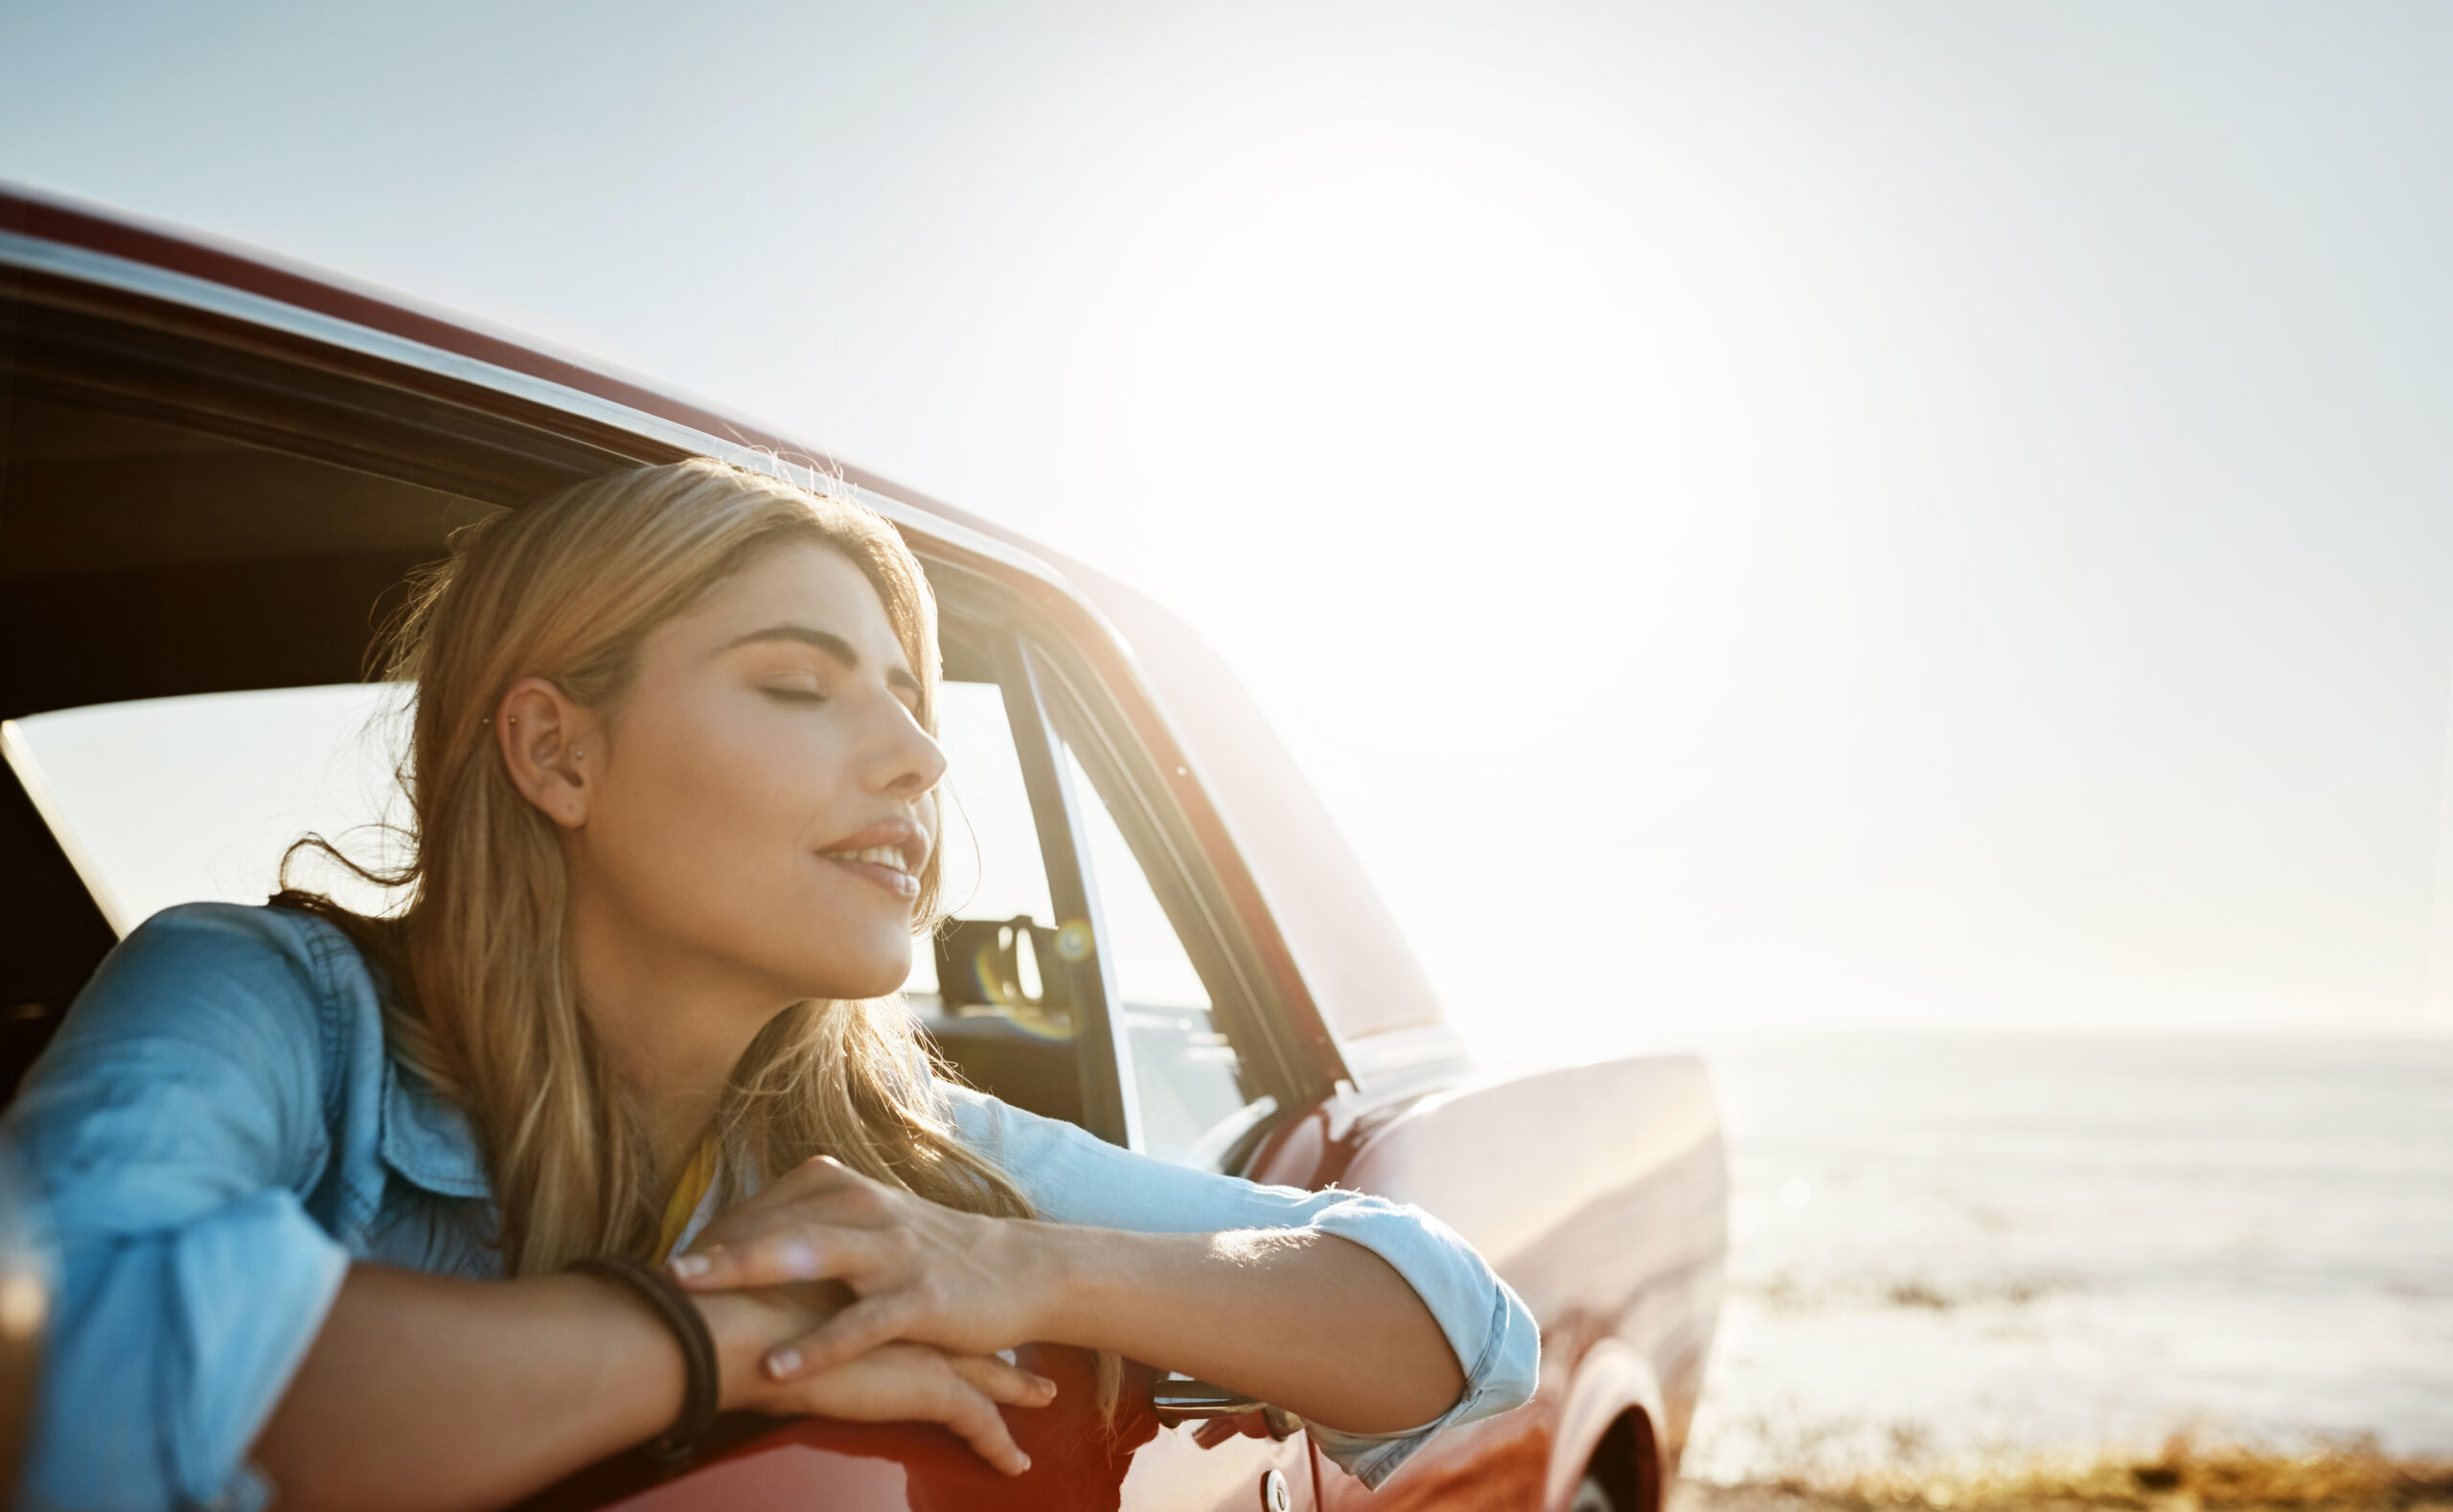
568;1253;721;1469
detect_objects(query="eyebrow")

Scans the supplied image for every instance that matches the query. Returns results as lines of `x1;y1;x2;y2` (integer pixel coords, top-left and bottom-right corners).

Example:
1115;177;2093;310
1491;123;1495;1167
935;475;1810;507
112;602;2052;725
721;623;922;699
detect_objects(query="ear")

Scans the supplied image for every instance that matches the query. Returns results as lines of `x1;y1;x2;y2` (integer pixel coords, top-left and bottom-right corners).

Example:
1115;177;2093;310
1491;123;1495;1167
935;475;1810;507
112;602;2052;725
493;677;603;830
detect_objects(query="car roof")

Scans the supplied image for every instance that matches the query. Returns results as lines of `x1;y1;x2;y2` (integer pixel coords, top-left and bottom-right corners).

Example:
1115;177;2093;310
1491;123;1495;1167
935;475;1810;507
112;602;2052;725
0;182;1457;1071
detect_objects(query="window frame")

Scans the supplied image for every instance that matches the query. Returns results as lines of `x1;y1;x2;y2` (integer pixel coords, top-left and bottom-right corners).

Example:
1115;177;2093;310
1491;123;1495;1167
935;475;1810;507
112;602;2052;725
981;624;1142;1150
930;572;1335;1169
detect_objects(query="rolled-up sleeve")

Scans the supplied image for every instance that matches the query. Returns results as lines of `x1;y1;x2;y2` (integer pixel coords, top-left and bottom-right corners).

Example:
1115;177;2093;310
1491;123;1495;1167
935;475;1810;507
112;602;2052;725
6;905;355;1512
940;1085;1540;1488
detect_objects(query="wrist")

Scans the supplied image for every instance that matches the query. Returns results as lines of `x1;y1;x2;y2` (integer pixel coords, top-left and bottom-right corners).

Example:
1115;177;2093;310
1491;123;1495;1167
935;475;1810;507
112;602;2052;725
694;1287;804;1412
692;1290;770;1413
694;1278;860;1411
554;1268;694;1442
564;1255;722;1465
1014;1220;1128;1350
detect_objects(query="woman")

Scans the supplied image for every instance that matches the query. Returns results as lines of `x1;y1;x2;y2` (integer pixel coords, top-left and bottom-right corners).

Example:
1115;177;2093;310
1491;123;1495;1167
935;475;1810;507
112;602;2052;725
4;459;1537;1510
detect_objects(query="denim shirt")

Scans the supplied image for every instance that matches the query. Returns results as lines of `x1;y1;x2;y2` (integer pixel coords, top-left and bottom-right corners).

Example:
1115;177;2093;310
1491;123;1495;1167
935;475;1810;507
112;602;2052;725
4;903;1539;1510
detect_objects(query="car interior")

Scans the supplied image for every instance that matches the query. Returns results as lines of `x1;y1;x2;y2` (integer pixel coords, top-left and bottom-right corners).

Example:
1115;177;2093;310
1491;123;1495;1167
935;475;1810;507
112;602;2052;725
0;272;1278;1169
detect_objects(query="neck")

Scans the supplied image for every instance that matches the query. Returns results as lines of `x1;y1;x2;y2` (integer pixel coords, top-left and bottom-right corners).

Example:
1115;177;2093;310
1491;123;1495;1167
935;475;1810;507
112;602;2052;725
563;883;786;1193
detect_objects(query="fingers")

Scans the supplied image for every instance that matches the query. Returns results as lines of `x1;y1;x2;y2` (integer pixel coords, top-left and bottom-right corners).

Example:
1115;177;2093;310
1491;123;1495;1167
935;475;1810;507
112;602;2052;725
672;1225;890;1291
940;1379;1033;1478
682;1158;894;1258
907;1350;1042;1477
764;1293;916;1380
786;1344;1042;1478
945;1351;1061;1409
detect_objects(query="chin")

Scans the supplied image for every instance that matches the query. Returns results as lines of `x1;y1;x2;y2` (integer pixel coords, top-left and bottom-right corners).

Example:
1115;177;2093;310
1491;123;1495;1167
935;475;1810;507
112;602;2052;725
801;948;914;1003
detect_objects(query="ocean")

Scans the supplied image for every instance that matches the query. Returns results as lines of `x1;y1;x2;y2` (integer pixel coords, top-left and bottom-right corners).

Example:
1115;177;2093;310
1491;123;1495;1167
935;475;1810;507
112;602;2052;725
1672;1032;2453;1483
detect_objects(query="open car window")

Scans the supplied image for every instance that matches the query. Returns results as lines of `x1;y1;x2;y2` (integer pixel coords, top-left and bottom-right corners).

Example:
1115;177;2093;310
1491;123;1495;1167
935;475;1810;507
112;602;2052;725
910;678;1060;991
903;675;1090;1127
0;630;1280;1172
0;666;1119;1138
1;684;414;935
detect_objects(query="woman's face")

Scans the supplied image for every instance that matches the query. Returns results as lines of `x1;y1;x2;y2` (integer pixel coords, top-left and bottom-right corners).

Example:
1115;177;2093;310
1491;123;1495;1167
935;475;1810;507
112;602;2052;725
562;540;946;1004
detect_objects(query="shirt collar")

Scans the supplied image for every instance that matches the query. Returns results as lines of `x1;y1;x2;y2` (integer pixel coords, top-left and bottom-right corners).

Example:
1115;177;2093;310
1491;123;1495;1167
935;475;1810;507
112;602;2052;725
378;1054;493;1200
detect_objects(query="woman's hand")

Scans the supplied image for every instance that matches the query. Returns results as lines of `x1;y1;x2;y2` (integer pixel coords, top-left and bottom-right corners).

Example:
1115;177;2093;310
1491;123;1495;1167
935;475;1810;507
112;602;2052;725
672;1156;1053;1385
691;1282;1055;1476
740;1340;1053;1476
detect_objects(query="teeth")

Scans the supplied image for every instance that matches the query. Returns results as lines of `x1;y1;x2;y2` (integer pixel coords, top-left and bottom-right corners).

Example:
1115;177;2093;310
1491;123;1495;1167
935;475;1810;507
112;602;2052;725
826;844;910;874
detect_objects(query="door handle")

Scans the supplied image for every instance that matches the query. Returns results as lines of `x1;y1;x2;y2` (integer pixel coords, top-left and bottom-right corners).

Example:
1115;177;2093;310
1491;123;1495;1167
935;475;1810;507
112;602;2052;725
1148;1378;1300;1439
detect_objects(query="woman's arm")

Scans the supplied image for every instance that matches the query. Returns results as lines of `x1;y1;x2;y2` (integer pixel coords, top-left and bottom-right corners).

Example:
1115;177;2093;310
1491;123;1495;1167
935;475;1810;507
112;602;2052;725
1032;1224;1466;1432
253;1266;685;1512
675;1157;1468;1434
255;1262;1057;1512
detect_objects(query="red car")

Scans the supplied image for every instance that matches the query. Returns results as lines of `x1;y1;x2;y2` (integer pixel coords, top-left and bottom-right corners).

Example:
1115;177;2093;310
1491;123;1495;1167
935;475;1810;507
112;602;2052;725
0;185;1728;1512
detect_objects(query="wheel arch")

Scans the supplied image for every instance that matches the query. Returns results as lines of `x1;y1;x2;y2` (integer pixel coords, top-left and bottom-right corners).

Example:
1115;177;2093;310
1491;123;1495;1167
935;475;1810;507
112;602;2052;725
1545;1339;1667;1512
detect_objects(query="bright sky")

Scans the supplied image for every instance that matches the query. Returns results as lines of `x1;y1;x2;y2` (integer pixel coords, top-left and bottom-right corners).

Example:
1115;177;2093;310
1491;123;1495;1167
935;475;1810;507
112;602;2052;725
5;2;2450;1048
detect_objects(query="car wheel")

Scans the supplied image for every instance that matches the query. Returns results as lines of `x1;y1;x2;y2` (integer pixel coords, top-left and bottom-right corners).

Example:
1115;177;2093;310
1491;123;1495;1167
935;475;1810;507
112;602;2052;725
1569;1472;1618;1512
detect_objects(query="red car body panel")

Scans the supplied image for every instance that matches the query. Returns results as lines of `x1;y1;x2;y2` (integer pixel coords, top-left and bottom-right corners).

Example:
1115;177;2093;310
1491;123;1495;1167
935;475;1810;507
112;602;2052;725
515;1345;1315;1512
0;183;1728;1511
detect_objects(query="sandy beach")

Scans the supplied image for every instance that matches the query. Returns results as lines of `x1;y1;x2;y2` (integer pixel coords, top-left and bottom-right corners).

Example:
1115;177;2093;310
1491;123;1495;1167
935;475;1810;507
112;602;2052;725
1672;1033;2452;1498
1674;1440;2453;1512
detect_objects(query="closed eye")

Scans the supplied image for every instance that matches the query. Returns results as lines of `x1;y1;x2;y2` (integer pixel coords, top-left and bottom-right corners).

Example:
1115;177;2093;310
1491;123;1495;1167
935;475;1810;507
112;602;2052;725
722;625;920;716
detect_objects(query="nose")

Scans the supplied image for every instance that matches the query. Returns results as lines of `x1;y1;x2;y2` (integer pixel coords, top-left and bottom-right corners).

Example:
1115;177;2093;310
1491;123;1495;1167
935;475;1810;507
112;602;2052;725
865;689;947;801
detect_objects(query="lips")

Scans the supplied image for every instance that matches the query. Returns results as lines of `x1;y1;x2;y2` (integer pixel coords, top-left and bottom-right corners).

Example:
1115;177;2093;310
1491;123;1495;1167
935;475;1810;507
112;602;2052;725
817;818;928;900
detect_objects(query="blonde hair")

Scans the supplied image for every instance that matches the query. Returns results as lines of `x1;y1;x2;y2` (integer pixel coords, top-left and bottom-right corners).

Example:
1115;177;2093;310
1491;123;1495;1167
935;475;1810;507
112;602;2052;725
284;458;1030;1273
